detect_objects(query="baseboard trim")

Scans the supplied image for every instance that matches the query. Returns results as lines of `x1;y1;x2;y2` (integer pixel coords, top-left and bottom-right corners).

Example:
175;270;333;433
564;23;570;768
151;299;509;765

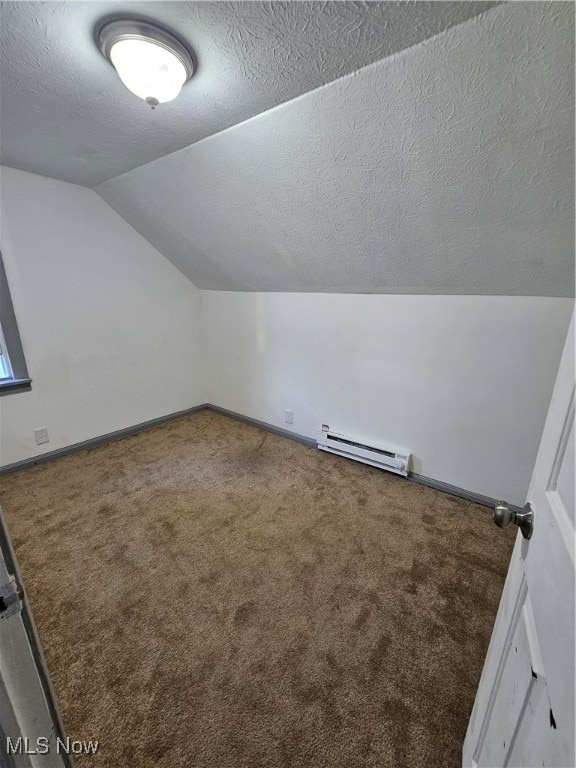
207;406;507;511
206;405;317;448
0;404;210;476
0;402;510;512
407;472;507;511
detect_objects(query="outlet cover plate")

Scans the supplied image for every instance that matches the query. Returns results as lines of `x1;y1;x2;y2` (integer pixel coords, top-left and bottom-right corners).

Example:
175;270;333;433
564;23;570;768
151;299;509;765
34;428;49;445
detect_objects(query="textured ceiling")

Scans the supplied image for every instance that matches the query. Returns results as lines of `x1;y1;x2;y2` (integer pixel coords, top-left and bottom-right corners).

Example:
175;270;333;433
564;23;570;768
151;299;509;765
0;1;498;187
97;2;575;297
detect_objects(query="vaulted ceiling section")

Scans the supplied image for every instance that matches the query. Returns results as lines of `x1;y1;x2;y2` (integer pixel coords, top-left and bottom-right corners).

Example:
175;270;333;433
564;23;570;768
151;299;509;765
0;0;499;186
1;1;574;296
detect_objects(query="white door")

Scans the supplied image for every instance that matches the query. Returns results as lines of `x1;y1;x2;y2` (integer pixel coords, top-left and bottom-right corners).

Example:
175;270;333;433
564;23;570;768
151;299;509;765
464;310;575;768
0;505;69;768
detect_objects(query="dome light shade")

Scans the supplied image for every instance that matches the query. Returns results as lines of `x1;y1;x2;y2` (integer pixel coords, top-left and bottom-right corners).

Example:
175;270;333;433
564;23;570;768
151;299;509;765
98;19;194;108
110;39;187;104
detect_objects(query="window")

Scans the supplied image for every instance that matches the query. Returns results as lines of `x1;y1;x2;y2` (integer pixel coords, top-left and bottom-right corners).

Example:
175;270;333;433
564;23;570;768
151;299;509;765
0;251;31;394
0;325;14;380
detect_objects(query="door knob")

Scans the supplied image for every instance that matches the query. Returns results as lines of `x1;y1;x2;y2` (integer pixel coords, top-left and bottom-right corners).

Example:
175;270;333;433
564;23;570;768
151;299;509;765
494;501;534;540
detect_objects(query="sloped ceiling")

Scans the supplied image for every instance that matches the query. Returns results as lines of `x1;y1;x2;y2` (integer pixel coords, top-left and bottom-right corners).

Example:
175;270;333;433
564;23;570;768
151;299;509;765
96;2;575;296
0;0;498;187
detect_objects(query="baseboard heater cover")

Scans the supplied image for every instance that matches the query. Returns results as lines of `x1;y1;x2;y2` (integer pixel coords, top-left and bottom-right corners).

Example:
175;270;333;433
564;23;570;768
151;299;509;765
317;428;411;476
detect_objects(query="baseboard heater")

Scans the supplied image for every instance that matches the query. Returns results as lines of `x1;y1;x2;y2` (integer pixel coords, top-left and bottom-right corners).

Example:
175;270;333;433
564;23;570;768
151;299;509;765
317;428;411;477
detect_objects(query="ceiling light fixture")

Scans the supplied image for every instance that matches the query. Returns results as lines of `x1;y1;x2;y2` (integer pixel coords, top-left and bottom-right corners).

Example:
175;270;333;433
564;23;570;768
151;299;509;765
98;19;194;108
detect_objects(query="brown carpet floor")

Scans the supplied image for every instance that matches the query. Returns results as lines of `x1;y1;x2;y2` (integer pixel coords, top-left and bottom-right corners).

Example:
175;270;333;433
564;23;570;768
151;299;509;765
0;410;515;768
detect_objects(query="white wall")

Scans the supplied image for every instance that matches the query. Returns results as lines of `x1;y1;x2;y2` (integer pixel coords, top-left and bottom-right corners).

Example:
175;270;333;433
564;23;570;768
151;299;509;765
202;292;573;506
0;167;206;467
1;165;571;506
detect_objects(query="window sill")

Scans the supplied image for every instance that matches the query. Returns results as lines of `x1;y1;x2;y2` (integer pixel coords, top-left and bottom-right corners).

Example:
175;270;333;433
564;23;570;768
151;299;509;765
0;378;32;395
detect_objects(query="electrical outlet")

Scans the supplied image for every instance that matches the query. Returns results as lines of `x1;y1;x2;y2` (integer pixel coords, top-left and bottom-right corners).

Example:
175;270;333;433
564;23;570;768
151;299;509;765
285;410;293;425
34;428;50;446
